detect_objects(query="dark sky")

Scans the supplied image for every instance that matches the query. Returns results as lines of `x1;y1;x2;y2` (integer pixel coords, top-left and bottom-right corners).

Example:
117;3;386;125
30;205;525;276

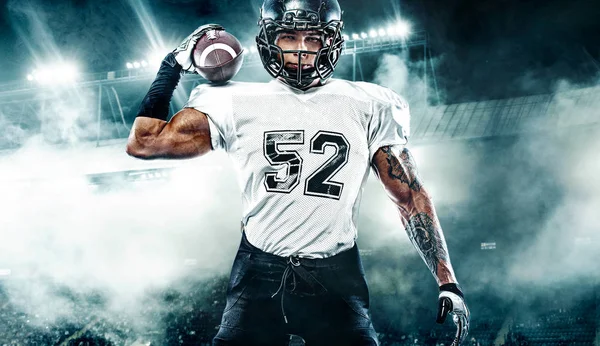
0;0;598;101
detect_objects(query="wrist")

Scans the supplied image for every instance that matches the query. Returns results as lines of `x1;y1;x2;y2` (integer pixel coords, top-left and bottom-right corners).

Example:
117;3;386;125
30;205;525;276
439;283;464;299
136;53;182;121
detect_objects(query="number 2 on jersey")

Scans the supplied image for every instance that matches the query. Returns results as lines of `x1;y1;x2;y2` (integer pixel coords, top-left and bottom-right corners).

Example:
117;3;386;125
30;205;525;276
263;130;350;200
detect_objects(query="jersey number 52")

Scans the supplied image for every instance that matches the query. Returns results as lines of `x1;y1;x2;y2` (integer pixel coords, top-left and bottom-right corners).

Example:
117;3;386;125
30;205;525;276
263;130;349;200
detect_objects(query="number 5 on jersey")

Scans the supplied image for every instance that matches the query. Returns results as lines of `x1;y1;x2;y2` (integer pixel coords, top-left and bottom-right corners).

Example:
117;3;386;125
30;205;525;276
263;130;350;200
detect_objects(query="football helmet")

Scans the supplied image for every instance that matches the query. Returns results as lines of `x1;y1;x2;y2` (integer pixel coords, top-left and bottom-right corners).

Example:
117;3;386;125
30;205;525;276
256;0;344;89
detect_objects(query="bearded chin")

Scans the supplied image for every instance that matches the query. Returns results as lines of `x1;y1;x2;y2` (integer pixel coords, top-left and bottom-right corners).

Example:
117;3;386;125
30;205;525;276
283;65;317;76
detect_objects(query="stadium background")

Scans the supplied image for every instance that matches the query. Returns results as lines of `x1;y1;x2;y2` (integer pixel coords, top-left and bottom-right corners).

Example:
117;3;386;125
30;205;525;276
0;0;598;345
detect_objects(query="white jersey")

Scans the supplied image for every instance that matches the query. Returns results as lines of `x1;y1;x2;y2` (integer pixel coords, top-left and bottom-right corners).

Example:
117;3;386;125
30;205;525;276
186;78;410;258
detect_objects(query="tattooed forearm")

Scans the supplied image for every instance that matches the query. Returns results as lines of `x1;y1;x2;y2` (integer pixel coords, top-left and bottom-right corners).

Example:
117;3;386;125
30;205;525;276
372;146;457;285
405;212;450;277
381;146;422;192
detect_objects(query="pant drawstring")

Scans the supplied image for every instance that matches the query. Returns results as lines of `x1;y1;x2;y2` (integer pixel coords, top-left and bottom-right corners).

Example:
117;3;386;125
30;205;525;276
271;255;329;324
271;265;292;323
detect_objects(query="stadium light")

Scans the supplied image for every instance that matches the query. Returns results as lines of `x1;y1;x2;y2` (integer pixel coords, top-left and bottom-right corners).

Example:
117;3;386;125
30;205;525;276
147;49;170;68
60;65;78;81
28;62;80;85
360;32;368;39
34;70;51;84
396;20;411;37
352;33;360;40
249;46;257;53
386;26;395;36
126;51;168;70
368;29;378;38
378;28;386;37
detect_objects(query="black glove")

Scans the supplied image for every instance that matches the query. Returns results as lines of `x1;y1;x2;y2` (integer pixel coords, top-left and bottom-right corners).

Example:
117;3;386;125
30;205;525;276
436;283;470;346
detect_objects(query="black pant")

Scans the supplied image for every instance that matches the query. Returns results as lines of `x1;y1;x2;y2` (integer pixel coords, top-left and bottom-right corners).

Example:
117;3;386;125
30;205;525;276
212;233;379;346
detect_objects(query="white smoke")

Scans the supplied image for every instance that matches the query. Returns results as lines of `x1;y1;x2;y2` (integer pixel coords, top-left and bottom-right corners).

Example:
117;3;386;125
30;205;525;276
0;139;241;339
0;39;240;344
505;81;600;287
0;112;28;148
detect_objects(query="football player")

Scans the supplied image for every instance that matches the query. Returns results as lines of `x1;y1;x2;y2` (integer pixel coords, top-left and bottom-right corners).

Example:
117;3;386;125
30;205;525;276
126;0;469;345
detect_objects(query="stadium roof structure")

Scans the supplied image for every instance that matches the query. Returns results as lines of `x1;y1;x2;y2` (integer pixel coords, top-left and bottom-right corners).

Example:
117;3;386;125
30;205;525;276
410;85;600;145
0;83;599;153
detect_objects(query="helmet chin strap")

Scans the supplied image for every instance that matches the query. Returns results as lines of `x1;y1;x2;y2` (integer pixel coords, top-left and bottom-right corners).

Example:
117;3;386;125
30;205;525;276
277;76;323;90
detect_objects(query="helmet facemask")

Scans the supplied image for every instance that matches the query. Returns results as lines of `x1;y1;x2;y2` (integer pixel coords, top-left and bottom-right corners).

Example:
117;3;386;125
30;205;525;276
256;3;344;90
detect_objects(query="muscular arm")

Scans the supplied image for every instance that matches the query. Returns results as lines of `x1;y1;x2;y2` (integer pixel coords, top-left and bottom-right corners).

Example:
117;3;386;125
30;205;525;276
126;107;212;160
372;145;457;286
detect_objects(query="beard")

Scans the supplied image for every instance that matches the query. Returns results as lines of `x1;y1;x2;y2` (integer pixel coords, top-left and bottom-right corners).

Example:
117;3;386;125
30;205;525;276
283;63;317;76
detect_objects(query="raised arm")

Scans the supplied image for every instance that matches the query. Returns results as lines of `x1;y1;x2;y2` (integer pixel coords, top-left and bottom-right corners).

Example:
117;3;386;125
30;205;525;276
126;108;212;160
371;145;457;286
126;24;225;160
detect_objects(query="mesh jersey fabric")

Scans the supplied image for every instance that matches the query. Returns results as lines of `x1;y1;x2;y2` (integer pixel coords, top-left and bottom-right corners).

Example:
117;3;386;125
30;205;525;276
185;78;410;258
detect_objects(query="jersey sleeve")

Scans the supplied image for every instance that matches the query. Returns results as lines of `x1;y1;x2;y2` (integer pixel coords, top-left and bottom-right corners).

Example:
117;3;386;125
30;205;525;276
367;89;411;161
184;84;235;152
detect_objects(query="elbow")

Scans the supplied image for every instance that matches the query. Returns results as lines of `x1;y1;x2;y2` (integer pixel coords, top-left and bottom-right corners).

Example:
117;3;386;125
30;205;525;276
392;194;417;218
126;119;165;159
395;200;413;219
126;140;154;160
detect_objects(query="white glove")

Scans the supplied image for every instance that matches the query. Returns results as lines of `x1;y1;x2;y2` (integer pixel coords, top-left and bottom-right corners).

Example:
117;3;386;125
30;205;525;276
173;24;225;72
437;291;470;346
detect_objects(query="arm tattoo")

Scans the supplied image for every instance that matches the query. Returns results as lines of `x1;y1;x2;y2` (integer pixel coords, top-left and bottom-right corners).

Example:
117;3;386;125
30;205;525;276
381;146;422;192
405;212;449;277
